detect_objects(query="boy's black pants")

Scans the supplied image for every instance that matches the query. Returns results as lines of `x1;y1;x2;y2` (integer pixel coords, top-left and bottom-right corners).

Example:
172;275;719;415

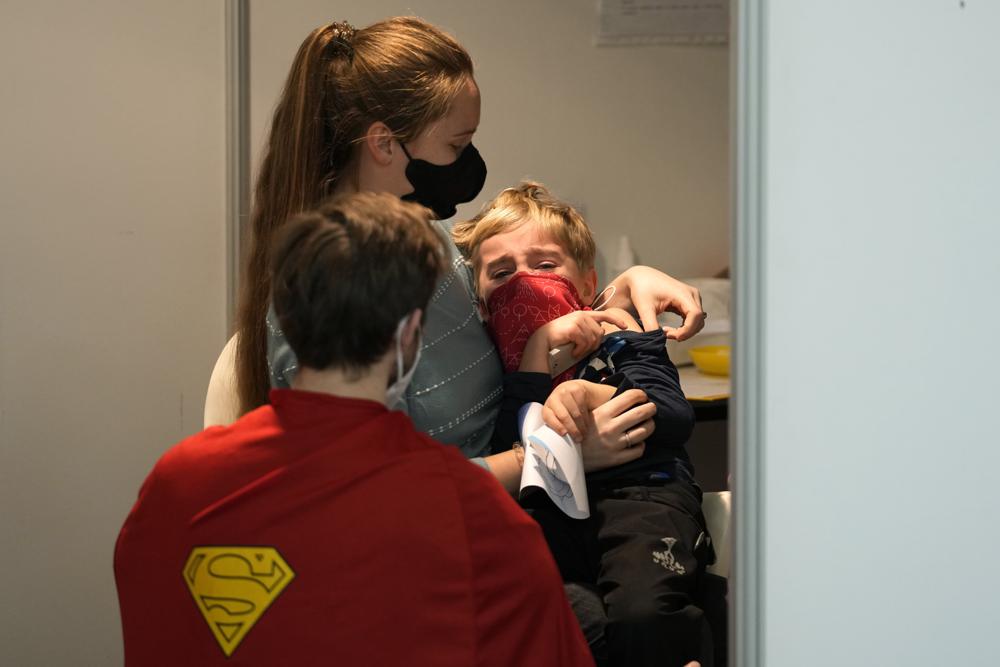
528;476;716;667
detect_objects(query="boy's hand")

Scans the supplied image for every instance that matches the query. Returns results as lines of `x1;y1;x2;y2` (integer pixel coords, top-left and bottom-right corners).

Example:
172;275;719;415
535;310;631;358
543;380;615;442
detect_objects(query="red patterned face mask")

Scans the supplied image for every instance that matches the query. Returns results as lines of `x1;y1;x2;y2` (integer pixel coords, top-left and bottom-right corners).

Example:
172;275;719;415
485;272;588;381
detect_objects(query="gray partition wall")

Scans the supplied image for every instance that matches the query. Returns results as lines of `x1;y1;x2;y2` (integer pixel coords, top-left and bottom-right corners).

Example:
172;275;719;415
0;3;227;664
734;2;1000;665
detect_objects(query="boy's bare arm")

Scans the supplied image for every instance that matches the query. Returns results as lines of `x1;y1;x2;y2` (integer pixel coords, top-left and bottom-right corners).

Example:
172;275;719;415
599;307;643;333
519;310;632;374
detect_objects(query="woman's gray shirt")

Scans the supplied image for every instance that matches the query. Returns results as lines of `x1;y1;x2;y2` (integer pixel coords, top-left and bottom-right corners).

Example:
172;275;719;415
266;222;503;466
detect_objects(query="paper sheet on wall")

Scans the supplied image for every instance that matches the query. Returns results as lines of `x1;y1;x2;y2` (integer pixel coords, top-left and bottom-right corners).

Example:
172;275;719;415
518;403;589;519
596;0;730;46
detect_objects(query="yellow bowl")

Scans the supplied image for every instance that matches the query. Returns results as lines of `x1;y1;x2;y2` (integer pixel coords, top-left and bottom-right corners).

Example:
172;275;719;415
689;345;731;377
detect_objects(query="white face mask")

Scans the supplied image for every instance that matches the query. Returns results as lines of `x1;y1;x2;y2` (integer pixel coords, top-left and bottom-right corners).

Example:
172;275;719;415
385;313;422;409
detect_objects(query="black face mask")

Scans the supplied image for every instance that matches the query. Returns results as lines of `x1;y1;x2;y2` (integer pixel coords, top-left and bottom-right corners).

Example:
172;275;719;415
399;142;487;220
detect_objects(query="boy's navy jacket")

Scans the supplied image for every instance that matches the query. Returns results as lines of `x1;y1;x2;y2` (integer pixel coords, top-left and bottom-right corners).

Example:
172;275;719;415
492;329;695;485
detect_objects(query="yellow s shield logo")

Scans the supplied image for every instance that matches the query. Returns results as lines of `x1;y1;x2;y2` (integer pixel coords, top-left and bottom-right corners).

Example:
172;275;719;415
183;546;295;657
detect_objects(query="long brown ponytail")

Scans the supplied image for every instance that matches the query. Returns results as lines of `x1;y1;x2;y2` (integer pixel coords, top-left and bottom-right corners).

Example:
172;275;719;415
235;17;473;414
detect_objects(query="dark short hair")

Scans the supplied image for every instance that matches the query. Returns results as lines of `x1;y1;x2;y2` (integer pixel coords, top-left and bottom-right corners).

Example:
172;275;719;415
270;192;446;374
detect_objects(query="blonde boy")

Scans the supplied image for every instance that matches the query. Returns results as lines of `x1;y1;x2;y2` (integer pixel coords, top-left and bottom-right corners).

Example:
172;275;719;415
454;182;715;667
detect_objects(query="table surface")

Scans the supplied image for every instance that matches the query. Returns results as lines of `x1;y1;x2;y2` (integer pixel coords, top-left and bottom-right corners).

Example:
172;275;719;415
678;365;731;402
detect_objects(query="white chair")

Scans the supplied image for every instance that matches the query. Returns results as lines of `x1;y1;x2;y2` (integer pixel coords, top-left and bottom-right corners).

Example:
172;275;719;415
203;334;241;428
702;490;732;578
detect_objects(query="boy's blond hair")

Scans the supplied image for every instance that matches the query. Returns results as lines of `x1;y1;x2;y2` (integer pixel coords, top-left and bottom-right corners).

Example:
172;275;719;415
452;181;596;272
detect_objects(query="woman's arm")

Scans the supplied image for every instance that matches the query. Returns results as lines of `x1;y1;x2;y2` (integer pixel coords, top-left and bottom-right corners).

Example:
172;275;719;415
605;265;706;340
481;449;524;494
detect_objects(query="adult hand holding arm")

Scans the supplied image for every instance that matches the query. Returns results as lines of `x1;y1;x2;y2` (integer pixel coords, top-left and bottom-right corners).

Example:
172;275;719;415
493;387;656;488
576;388;656;473
605;266;705;340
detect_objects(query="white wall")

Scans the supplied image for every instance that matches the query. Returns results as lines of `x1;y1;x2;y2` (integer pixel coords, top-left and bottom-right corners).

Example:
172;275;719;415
0;2;226;664
743;2;1000;664
249;0;730;282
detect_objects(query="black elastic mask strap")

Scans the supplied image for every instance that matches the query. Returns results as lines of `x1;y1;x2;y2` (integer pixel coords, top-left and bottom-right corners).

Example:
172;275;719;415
399;142;414;161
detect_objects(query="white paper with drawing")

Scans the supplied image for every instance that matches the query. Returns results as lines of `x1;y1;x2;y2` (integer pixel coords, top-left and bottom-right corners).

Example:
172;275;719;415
518;402;589;519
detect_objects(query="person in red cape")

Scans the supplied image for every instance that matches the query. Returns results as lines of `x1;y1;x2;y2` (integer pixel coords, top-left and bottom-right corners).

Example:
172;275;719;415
114;193;594;667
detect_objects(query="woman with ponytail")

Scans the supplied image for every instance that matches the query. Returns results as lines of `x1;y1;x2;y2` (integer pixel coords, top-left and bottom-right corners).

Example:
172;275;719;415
235;17;706;492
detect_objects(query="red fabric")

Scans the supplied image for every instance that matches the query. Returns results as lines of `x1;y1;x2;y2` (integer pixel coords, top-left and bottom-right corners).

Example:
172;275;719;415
485;272;588;384
114;389;593;667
